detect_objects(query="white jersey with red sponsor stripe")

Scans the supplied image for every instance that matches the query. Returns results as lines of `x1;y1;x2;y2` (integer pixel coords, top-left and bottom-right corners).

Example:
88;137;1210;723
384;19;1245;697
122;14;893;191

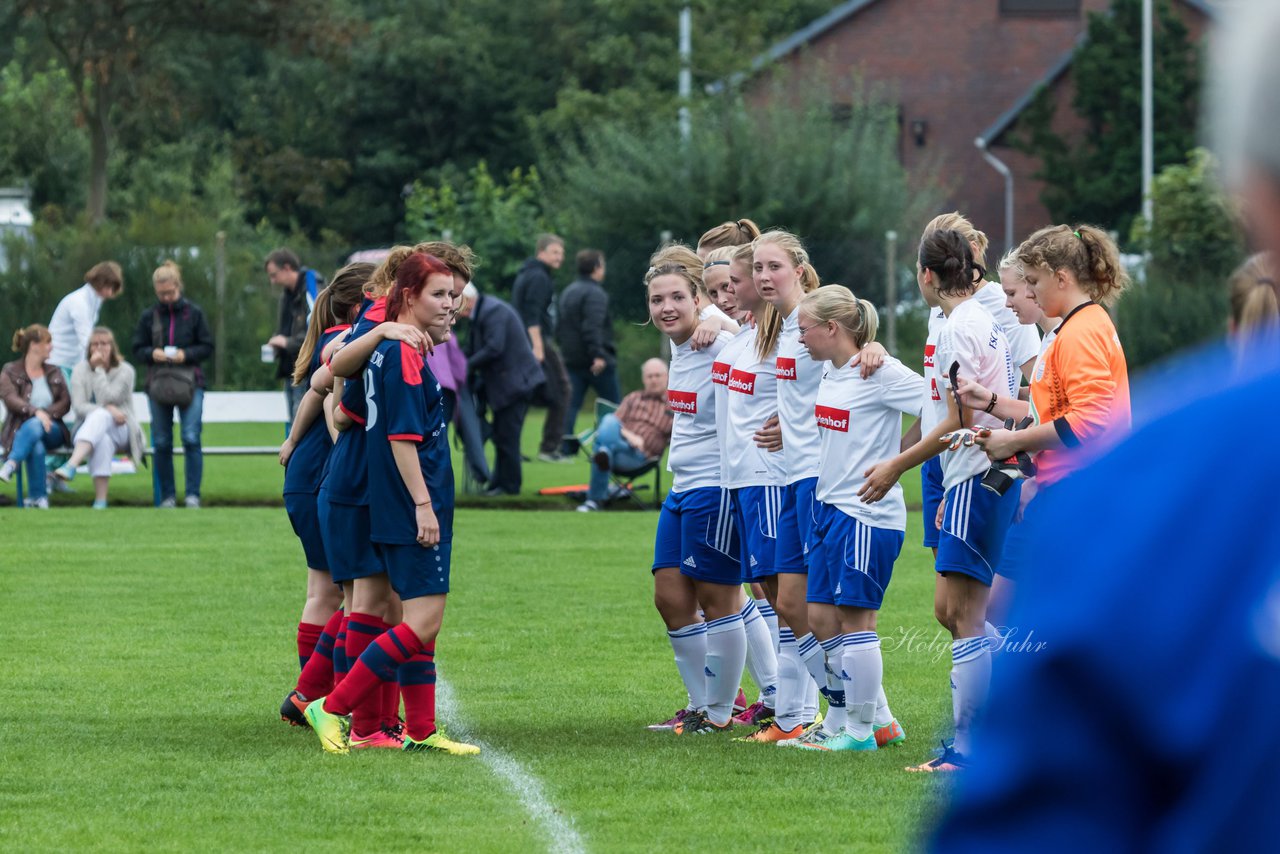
815;355;925;530
776;307;823;484
668;332;733;492
712;327;755;484
722;326;787;488
933;297;1017;490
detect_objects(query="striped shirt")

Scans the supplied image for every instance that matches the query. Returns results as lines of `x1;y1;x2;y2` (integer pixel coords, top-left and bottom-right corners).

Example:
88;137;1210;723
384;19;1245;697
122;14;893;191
615;390;673;460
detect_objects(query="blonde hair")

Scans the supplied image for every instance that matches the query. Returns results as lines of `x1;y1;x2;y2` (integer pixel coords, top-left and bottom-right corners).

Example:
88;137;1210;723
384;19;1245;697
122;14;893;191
799;285;878;349
698;218;762;252
367;242;476;297
1016;224;1129;306
925;211;989;267
644;243;705;299
1229;252;1279;337
996;248;1024;279
153;260;182;289
702;246;736;288
85;326;121;369
11;324;50;355
752;230;820;360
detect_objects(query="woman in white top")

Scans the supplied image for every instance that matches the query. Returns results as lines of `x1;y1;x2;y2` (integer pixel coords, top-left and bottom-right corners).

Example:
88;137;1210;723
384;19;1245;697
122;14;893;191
646;244;746;736
794;285;922;752
54;328;145;508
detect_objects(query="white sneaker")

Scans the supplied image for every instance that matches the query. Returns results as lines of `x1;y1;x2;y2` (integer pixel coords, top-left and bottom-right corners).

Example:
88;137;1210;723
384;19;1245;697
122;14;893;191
158;497;177;508
185;495;201;509
576;499;600;513
0;460;15;483
24;496;49;509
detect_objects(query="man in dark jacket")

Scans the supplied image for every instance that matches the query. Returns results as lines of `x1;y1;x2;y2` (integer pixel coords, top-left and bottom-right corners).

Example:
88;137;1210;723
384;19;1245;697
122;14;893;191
557;249;619;448
264;248;320;431
459;283;544;496
131;271;214;508
510;233;571;462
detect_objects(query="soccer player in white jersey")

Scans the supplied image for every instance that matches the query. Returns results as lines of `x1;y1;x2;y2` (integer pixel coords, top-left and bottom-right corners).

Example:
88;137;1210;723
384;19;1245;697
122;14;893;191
917;214;1040;636
645;244;746;736
706;246;780;727
741;230;888;744
793;285;920;752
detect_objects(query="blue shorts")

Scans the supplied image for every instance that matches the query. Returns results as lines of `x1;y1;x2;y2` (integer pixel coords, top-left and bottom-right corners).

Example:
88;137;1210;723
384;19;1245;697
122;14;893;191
996;489;1047;580
921;456;944;548
653;487;741;585
806;503;905;609
775;477;819;574
732;485;783;581
285;492;327;571
317;491;384;583
374;541;451;600
936;475;1020;587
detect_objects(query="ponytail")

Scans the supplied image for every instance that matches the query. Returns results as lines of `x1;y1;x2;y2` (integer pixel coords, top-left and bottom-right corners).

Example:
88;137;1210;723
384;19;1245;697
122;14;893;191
800;285;879;348
918;229;979;298
1016;224;1129;306
12;324;50;356
291;263;375;385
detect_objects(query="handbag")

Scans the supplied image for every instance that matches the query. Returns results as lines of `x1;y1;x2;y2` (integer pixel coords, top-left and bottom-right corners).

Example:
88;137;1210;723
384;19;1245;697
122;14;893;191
147;308;197;408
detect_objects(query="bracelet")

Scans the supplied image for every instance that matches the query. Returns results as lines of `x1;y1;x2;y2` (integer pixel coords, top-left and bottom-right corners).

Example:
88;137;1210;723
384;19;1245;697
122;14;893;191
984;392;998;414
415;500;432;507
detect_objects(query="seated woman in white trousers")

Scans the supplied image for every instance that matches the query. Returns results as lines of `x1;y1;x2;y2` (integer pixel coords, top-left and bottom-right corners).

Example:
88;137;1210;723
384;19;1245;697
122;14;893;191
54;327;146;508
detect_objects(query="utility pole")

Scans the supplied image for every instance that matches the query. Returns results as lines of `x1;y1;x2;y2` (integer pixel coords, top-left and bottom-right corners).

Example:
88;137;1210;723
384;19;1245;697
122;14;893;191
679;6;691;141
214;231;226;388
885;230;898;354
1141;0;1154;229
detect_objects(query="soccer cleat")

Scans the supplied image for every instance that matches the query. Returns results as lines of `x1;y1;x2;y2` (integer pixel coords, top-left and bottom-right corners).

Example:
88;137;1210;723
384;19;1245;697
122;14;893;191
874;719;906;747
646;708;691;731
280;690;310;727
351;727;405;749
674;710;731;735
402;728;480;756
808;730;878;752
779;724;835;749
303;698;351;754
733;688;749;715
733;721;804;743
906;740;969;772
732;701;775;727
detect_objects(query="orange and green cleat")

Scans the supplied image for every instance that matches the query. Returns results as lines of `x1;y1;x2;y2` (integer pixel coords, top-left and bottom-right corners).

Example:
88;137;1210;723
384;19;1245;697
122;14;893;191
351;726;405;749
875;719;906;747
733;721;804;744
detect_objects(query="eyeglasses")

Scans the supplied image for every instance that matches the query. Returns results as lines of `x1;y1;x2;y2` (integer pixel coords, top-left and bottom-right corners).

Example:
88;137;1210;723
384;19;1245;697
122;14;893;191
797;321;827;339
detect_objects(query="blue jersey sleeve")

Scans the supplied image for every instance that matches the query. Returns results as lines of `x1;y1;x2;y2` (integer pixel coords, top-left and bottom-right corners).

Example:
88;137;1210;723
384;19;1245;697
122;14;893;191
380;342;428;443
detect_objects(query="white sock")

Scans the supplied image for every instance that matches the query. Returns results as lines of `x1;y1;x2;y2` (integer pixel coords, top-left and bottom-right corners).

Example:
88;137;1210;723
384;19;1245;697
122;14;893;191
704;613;748;726
796;632;825;726
756;599;780;649
875;685;894;728
667;622;708;712
819;635;847;735
740;599;777;709
951;636;992;756
775;628;805;730
842;631;882;740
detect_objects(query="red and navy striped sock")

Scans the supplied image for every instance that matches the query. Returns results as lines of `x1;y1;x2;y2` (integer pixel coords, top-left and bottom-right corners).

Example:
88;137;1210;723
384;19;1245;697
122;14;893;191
295;609;343;699
331;614;350;687
344;613;387;736
296;621;324;671
399;642;437;742
324;623;422;716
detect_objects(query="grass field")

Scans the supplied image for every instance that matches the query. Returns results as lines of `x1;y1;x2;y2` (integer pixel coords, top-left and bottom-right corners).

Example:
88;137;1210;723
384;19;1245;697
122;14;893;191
1;412;951;852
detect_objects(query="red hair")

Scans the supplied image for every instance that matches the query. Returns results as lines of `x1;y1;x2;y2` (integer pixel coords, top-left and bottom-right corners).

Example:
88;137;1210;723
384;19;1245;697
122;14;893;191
386;253;453;319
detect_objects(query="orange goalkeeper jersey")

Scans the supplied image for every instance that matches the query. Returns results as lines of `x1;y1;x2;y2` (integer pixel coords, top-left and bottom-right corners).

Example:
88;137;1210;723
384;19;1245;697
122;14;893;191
1029;302;1131;486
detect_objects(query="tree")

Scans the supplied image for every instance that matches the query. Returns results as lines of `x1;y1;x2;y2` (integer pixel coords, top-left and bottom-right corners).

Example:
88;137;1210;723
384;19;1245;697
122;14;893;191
11;0;326;224
1013;0;1200;240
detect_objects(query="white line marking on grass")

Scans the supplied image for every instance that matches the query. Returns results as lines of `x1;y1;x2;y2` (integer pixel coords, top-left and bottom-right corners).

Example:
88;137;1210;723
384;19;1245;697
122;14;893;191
437;678;587;854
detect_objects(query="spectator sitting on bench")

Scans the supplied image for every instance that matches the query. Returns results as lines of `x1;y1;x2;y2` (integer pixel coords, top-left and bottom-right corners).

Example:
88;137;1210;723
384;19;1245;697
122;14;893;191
53;328;146;509
577;357;673;512
0;324;72;508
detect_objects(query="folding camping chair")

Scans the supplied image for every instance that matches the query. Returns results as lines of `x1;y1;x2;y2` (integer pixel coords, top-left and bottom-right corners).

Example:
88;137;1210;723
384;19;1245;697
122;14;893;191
565;397;663;511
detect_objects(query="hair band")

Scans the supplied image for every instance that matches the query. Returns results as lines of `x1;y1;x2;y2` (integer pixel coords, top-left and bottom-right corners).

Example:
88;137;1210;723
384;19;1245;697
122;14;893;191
705;261;730;268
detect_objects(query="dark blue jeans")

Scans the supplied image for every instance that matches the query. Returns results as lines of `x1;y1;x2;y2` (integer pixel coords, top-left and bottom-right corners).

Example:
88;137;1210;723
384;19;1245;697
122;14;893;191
9;417;66;500
563;364;621;453
149;388;204;501
588;414;649;502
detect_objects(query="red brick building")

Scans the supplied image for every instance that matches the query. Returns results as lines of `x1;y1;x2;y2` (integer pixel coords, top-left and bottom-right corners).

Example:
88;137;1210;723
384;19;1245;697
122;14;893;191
730;0;1213;254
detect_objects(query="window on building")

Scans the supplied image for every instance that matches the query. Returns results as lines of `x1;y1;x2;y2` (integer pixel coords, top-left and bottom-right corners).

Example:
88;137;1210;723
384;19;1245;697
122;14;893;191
1000;0;1080;16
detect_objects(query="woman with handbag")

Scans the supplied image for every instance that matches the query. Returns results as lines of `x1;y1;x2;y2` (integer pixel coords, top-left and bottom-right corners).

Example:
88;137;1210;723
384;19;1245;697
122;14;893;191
130;260;214;508
52;328;146;508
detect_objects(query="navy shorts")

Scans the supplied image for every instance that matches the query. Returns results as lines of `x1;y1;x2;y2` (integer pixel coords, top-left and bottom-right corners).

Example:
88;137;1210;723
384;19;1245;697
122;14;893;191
653;487;741;585
317;491;384;583
775;477;819;574
732;485;783;581
996;489;1047;581
807;502;905;609
374;540;451;600
936;474;1019;587
921;456;944;548
285;492;328;571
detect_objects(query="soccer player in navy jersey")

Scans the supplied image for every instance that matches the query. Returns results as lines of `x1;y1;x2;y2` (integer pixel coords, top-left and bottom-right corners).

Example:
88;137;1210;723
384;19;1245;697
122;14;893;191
277;264;372;725
304;252;479;756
